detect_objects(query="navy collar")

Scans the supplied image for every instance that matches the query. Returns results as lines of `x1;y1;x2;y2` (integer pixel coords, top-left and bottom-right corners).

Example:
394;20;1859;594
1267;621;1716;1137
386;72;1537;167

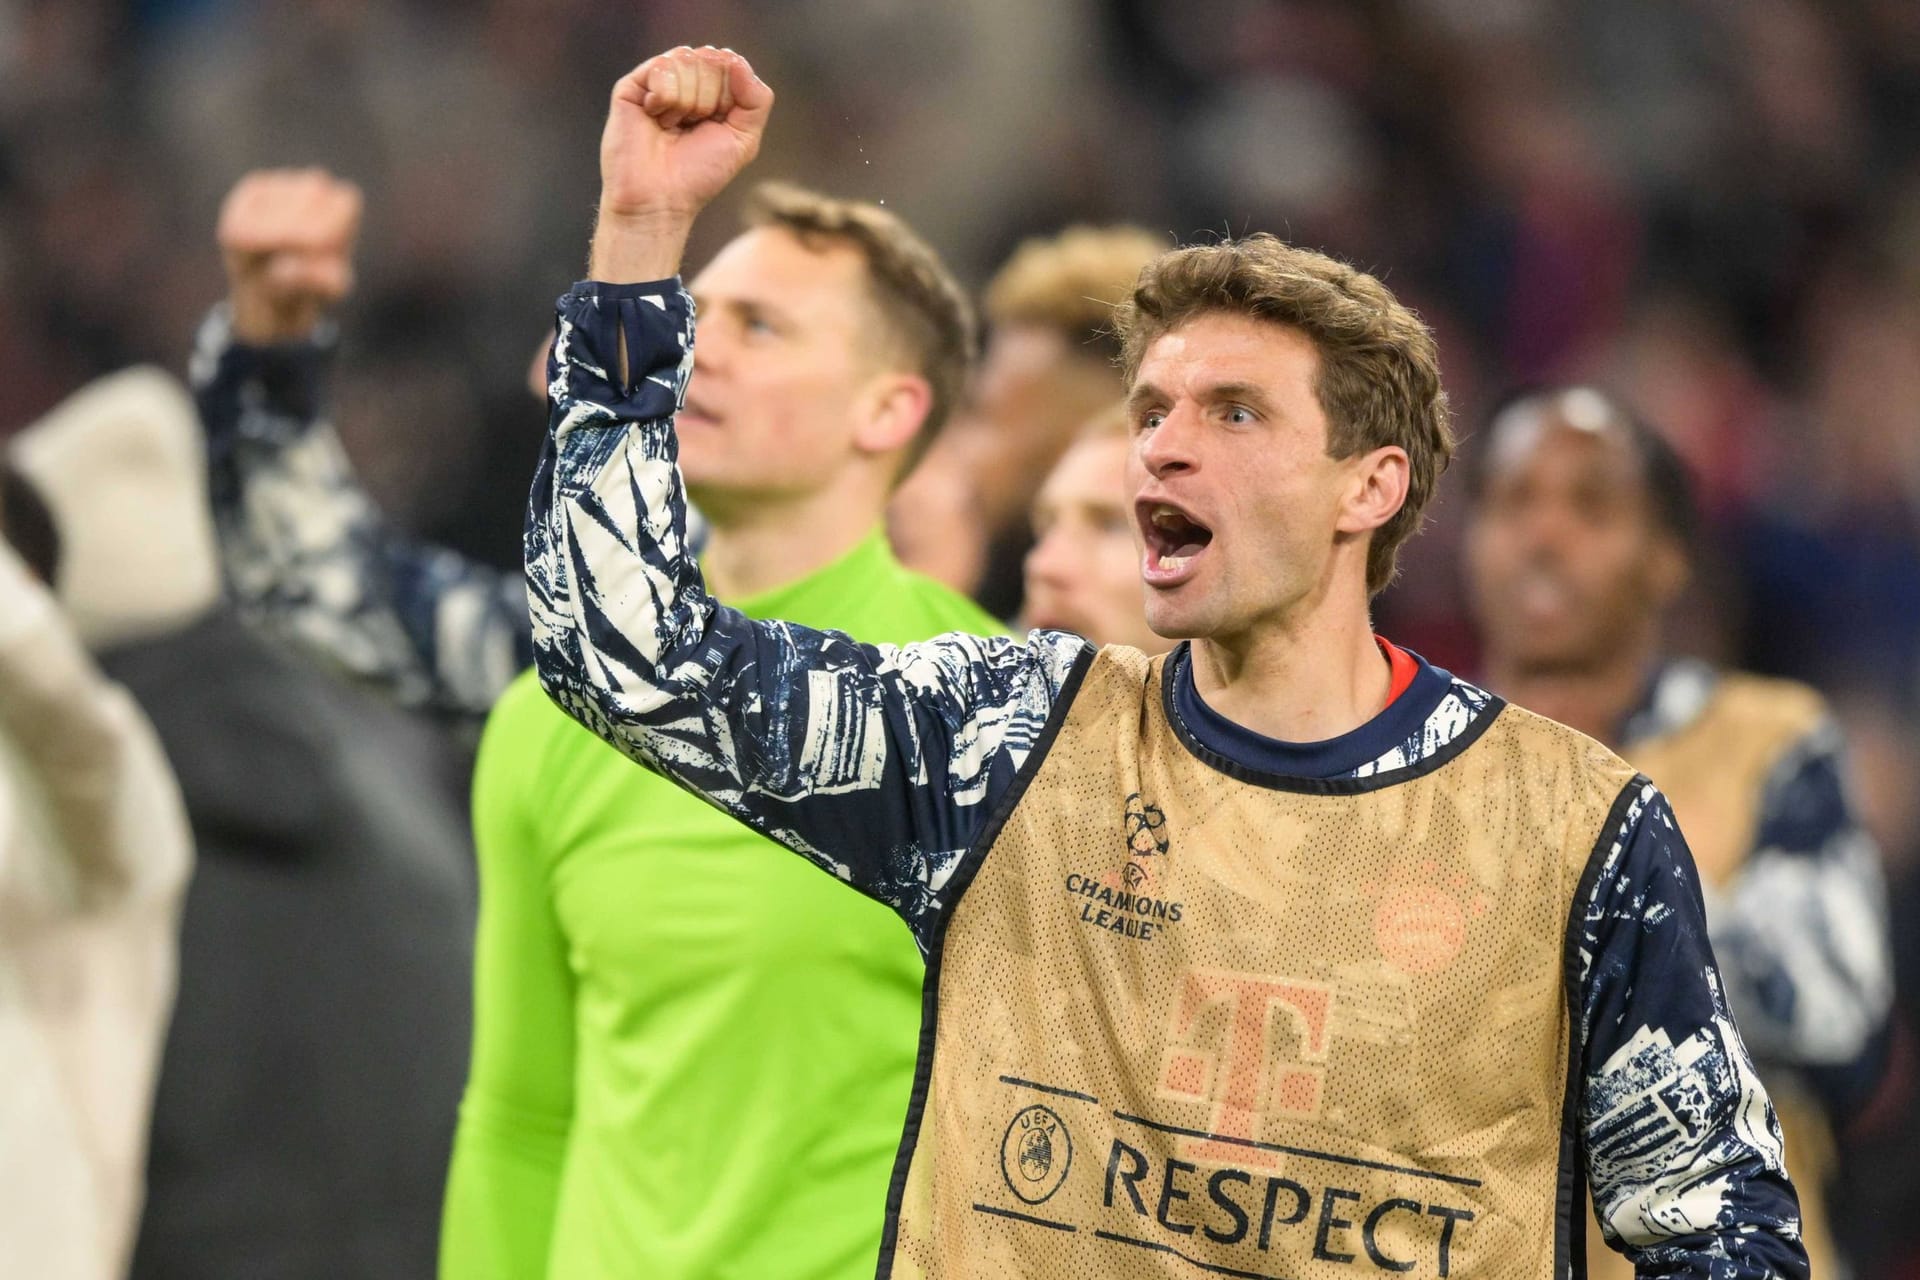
1168;641;1461;782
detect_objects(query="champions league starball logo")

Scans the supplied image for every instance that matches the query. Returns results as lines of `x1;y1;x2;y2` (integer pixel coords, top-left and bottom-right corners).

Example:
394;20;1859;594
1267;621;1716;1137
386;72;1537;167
1000;1105;1072;1204
1123;793;1169;889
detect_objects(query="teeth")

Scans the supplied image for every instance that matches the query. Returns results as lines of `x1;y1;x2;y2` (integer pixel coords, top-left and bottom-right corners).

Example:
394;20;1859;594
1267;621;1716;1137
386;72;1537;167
1151;506;1183;530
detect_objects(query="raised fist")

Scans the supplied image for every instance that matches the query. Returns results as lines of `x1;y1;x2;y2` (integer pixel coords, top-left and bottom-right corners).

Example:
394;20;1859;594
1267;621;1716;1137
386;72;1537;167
601;46;773;222
216;168;363;344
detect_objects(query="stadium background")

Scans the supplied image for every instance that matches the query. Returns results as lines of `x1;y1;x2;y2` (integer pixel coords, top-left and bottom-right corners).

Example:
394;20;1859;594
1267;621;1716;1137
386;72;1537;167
1;0;1915;1272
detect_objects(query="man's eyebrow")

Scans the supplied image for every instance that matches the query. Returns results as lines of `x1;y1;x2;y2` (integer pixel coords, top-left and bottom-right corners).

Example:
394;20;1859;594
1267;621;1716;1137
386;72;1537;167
1124;382;1166;415
692;293;797;327
1204;381;1278;414
1124;380;1281;417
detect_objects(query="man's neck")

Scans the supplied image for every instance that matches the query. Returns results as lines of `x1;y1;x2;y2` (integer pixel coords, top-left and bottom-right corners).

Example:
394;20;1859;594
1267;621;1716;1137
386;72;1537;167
1483;637;1659;748
696;472;887;602
1187;594;1393;744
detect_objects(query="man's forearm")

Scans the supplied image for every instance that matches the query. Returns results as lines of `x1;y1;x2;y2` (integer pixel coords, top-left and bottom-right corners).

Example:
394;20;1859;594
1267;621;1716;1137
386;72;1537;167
1577;785;1809;1279
1709;723;1894;1113
587;211;695;384
589;209;694;286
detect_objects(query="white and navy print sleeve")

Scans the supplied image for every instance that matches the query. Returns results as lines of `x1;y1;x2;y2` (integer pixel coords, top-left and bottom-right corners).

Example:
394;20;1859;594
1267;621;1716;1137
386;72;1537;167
1707;721;1894;1117
191;305;530;719
526;280;1084;951
1578;783;1809;1279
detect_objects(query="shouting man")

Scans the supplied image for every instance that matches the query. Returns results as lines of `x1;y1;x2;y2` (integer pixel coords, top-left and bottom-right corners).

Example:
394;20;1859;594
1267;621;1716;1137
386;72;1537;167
528;46;1807;1279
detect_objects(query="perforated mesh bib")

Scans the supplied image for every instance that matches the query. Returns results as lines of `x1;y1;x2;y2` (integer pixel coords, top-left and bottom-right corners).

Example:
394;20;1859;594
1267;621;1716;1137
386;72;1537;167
885;648;1638;1280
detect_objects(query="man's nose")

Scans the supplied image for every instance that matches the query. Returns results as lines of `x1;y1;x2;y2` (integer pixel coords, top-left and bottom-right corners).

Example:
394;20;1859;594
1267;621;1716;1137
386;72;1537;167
1496;506;1583;580
691;323;731;377
1025;527;1078;588
1137;406;1198;478
1518;500;1582;551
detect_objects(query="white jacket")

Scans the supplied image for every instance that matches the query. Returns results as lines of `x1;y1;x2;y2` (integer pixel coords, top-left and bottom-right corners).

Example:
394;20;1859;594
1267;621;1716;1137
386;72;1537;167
0;368;198;1280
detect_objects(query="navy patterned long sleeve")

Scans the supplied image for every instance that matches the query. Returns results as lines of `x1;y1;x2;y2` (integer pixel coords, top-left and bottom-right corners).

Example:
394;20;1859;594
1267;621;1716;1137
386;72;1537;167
529;281;1085;935
191;305;530;718
1577;784;1807;1278
528;278;1805;1277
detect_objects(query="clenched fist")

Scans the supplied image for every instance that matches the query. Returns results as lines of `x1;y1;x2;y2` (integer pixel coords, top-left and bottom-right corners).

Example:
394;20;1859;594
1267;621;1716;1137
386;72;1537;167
217;168;363;344
591;46;774;282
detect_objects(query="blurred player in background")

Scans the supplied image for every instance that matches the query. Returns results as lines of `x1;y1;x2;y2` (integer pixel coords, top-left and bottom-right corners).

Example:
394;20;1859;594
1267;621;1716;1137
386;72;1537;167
892;224;1162;614
1021;404;1170;654
0;437;190;1280
196;158;1005;1275
1463;385;1893;1278
529;44;1806;1278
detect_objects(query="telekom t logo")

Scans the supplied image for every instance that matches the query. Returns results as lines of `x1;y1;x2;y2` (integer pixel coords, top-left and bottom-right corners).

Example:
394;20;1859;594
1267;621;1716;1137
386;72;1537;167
1157;969;1334;1167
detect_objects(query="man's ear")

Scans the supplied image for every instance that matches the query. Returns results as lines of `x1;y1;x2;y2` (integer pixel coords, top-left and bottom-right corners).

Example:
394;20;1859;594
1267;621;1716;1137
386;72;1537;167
1334;445;1411;536
853;371;934;459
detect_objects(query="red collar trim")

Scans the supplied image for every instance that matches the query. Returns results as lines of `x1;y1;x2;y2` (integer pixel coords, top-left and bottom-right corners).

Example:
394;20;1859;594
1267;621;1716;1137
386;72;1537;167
1377;636;1419;706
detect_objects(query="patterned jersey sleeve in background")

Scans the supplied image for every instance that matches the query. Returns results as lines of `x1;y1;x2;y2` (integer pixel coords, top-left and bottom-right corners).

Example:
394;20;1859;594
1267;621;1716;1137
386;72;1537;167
190;305;530;720
1707;720;1894;1117
1579;783;1810;1279
526;279;1088;951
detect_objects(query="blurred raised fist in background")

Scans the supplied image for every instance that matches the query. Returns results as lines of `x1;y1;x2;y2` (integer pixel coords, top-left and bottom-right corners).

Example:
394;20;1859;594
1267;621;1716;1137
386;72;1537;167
217;168;363;345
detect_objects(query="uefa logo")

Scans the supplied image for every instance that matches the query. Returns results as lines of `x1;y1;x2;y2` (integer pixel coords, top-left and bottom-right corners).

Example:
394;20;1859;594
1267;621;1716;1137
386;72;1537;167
999;1104;1072;1204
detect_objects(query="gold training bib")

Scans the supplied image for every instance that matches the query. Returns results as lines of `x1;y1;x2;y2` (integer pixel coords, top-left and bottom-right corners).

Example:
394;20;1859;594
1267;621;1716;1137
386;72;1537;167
883;647;1640;1279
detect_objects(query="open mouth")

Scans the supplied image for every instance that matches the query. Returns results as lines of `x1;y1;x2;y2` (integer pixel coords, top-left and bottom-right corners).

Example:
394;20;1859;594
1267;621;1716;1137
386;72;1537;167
1137;499;1214;585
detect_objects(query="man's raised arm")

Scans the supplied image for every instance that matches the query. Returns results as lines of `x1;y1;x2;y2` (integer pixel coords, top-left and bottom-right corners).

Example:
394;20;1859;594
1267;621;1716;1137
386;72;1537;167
195;168;530;719
526;47;1087;949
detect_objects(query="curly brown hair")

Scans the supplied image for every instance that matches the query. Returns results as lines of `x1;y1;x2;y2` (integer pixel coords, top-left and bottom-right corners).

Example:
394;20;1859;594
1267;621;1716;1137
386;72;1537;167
1114;234;1453;595
743;182;976;471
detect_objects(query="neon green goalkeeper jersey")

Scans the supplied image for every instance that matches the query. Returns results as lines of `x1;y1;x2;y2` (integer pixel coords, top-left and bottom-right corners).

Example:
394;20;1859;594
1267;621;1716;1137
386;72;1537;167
440;529;1005;1279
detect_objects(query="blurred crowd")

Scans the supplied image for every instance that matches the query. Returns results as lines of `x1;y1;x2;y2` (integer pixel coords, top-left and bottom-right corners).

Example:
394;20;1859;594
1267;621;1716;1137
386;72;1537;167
1;0;1917;1275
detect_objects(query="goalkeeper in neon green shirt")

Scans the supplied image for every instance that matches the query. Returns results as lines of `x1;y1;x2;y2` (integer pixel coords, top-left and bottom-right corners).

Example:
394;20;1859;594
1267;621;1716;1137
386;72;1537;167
453;178;1004;1274
196;168;1002;1276
461;533;999;1277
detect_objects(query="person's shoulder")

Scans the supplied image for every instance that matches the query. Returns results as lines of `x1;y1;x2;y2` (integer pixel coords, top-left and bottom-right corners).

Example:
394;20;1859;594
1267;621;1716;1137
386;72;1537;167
477;667;581;773
487;665;555;724
1483;696;1646;807
1702;668;1830;744
889;567;1013;641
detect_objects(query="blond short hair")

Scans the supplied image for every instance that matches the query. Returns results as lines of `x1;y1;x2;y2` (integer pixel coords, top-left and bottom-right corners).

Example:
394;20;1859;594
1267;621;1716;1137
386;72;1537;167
1114;234;1453;594
744;182;976;467
985;225;1166;362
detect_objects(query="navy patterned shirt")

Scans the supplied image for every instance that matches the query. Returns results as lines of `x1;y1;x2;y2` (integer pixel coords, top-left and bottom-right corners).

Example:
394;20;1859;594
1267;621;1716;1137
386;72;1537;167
526;279;1807;1279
